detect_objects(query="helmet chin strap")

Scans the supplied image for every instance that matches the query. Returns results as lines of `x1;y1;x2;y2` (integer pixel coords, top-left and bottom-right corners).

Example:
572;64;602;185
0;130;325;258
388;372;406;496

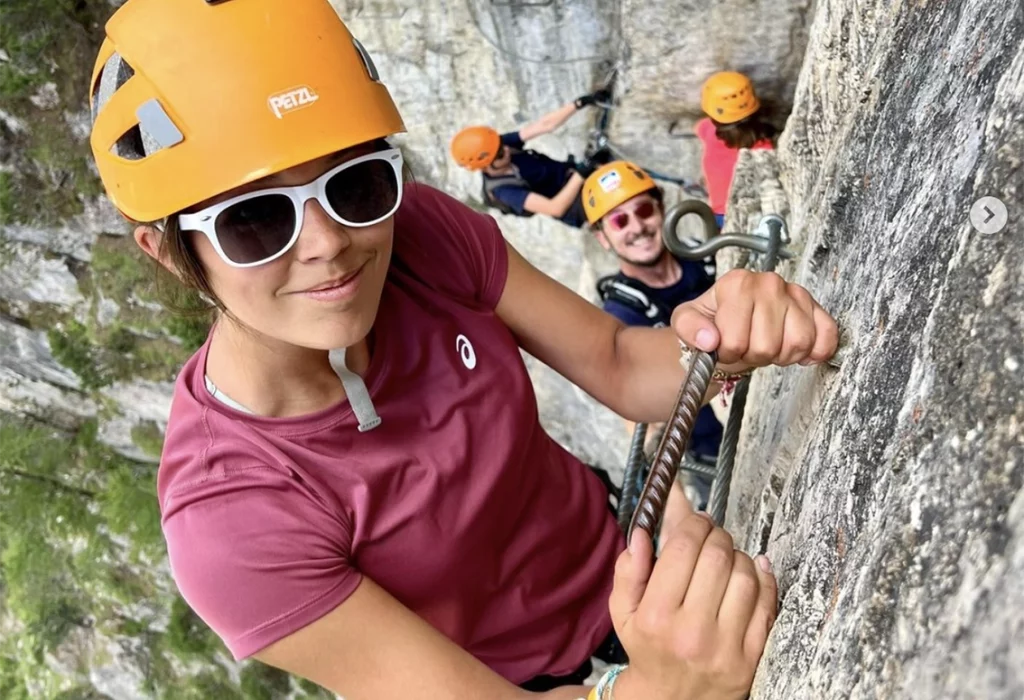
329;347;382;432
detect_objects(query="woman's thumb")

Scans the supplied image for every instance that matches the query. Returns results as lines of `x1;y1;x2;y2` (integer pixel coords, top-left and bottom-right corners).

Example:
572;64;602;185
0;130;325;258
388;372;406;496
671;289;721;352
609;529;655;624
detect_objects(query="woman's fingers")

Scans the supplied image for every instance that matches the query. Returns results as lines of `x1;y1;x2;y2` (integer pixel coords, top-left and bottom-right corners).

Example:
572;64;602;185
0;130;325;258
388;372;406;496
743;555;779;663
716;552;762;647
670;270;840;369
609;528;655;630
678;526;736;627
639;512;714;618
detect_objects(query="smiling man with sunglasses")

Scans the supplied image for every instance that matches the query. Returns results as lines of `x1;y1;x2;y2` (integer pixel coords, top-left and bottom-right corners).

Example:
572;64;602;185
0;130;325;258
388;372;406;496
584;161;724;506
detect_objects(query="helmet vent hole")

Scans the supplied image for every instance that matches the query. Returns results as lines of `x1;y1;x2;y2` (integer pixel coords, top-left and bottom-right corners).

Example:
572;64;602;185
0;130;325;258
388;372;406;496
112;124;146;160
353;38;380;82
92;52;135;123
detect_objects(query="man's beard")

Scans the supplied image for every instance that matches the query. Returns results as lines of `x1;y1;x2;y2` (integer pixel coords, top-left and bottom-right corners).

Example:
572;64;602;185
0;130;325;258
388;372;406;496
615;229;666;267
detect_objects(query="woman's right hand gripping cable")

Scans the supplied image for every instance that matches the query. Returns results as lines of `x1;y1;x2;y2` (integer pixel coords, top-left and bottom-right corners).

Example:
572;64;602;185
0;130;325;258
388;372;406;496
608;487;777;700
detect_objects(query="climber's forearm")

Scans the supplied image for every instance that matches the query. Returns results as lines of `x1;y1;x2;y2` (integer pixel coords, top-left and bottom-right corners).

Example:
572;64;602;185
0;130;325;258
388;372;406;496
518;102;580;142
522;172;584;217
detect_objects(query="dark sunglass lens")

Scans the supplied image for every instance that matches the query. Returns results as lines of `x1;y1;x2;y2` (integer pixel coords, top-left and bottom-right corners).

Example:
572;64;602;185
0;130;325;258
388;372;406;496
635;201;656;218
215;194;295;264
325;159;398;224
609;212;630;231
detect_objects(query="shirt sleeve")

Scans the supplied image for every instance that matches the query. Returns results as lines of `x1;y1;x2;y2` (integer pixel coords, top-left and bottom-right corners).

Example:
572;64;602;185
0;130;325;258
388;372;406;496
490;184;531;216
694;117;714;142
161;467;361;660
392;183;510;310
500;131;525;149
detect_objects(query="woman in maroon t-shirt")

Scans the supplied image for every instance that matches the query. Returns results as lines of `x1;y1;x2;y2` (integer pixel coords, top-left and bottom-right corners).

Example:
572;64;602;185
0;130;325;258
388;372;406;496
87;2;838;699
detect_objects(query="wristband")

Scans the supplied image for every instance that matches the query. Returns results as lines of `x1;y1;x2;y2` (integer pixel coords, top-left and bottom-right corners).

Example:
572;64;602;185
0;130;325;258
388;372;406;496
594;664;628;699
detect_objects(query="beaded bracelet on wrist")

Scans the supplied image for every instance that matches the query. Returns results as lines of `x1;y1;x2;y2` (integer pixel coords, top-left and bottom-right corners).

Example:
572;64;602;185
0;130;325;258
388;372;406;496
678;340;753;385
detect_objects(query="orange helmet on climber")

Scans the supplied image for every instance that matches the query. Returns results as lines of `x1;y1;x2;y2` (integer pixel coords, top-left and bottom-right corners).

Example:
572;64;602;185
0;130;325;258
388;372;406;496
700;71;761;125
450;127;502;170
582;161;659;225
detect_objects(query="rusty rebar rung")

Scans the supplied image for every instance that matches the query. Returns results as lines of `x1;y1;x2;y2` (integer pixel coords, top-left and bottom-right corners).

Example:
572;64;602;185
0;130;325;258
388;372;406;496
628;351;717;544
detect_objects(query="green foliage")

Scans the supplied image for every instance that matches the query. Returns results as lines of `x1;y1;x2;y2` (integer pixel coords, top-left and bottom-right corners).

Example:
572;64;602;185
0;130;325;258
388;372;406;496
0;416;155;687
130;421;165;460
0;172;15;225
0;656;32;700
0;0;110;226
48;320;108;389
163;670;244;700
99;465;163;558
240;663;293;700
0;0;109;79
52;685;111;700
0;415;312;697
91;240;154;306
165;597;220;660
297;677;334;698
51;236;213;386
164;291;213;353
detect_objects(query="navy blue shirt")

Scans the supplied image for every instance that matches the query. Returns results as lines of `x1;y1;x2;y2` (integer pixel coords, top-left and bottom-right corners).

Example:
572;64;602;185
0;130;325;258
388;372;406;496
485;132;585;227
602;256;723;459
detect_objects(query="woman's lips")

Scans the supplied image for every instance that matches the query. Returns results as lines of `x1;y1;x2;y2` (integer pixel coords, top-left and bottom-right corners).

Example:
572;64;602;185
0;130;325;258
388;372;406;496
298;266;364;302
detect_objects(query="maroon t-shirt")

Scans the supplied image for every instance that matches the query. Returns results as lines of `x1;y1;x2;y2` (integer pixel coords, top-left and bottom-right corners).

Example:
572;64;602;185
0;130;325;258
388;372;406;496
158;184;623;682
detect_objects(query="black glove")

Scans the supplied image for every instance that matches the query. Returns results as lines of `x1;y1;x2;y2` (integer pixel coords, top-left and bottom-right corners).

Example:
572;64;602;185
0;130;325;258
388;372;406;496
568;154;597;178
574;88;612;109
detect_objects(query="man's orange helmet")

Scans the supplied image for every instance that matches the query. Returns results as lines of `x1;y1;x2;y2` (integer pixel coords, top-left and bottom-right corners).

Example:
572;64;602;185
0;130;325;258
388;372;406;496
700;72;761;125
89;0;406;222
450;127;502;171
582;161;658;225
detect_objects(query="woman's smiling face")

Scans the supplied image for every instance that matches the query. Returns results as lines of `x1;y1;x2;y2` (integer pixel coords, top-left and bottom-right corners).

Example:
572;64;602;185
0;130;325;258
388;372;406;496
162;146;397;351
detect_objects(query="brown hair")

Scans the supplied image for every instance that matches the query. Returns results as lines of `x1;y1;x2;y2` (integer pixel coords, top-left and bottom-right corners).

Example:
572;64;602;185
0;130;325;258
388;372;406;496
714;117;778;149
712;97;781;150
153;213;223;316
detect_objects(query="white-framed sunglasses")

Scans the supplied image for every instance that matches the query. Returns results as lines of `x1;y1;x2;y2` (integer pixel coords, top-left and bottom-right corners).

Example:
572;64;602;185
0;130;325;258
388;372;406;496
178;148;404;268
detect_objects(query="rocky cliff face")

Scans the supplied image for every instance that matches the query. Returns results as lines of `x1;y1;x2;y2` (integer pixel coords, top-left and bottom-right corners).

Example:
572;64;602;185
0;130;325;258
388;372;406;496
722;1;1024;697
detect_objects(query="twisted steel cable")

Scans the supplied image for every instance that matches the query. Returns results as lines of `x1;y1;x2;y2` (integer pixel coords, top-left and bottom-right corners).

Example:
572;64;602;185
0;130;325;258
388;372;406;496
707;216;785;525
618;422;649;534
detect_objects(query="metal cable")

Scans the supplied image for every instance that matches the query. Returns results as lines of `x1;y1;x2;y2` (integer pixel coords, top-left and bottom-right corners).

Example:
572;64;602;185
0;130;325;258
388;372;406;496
707;376;750;524
680;454;719;478
618;422;649;534
707;216;785;525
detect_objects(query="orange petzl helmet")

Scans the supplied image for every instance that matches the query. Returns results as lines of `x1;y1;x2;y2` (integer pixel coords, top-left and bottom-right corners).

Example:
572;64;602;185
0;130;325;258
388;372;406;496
89;0;406;222
700;71;761;125
582;161;658;225
450;127;501;170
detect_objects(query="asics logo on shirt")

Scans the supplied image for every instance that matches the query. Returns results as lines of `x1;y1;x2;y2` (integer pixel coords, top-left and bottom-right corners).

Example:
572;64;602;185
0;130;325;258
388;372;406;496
455;334;477;370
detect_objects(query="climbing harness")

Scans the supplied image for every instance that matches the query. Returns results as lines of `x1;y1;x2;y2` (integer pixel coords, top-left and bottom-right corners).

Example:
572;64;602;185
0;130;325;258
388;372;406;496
618;207;795;535
596;277;672;327
482;162;536;217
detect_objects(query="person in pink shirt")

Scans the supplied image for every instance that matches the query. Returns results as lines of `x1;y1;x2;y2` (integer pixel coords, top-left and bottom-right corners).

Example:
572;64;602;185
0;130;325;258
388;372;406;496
695;72;779;229
87;2;838;698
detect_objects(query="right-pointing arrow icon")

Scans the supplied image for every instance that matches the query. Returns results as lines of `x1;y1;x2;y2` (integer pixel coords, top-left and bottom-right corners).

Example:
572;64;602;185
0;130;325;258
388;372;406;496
971;197;1008;235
